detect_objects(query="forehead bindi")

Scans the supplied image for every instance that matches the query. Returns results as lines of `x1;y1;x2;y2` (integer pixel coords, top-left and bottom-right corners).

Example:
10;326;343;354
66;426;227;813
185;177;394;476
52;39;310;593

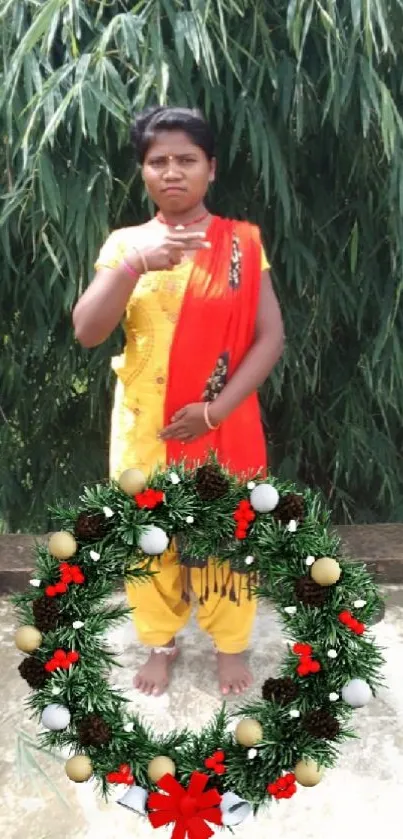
145;131;203;161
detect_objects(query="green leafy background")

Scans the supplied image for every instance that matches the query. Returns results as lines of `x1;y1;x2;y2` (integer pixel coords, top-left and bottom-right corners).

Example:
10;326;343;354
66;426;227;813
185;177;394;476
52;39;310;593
1;0;403;531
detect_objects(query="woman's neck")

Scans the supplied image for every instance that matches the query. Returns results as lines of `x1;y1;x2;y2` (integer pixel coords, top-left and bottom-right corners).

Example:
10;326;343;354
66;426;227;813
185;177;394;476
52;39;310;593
156;203;209;227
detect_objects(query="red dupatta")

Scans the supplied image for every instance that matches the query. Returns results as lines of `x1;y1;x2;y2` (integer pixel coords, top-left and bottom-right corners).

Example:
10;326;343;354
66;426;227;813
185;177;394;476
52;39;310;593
164;216;267;477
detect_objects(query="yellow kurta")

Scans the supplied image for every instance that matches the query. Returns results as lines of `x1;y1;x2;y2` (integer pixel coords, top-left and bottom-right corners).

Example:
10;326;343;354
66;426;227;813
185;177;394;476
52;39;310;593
95;225;269;651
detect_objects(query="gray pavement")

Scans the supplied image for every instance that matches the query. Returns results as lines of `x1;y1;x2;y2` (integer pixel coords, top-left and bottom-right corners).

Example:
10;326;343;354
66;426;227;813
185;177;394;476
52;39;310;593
1;587;403;839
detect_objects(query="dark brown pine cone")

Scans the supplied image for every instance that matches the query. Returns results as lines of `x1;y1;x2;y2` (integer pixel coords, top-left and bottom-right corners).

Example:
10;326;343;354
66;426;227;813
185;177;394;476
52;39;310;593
262;677;299;705
77;714;112;747
195;464;230;501
74;512;108;541
272;493;305;524
302;709;340;740
18;656;49;689
295;577;328;607
32;596;61;632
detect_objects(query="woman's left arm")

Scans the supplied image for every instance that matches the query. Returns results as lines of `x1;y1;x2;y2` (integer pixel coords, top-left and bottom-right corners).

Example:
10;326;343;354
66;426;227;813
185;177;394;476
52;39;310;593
209;269;284;424
160;271;284;441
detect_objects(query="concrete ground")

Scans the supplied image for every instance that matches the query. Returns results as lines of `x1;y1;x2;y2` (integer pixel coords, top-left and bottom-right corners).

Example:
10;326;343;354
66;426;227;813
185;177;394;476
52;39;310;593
1;587;403;839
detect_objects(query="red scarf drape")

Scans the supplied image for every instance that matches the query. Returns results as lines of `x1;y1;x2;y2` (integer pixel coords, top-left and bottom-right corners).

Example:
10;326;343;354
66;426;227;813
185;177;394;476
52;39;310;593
164;216;267;477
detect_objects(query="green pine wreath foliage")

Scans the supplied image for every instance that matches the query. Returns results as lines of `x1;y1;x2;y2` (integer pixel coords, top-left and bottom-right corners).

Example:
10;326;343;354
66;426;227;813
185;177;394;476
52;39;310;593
14;458;384;824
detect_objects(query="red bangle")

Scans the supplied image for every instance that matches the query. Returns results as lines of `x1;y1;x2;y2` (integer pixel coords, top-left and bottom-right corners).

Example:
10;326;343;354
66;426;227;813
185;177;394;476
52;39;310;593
121;258;140;280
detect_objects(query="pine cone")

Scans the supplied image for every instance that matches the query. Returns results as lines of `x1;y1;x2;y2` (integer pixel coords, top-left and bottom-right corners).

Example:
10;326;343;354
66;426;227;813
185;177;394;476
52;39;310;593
77;714;112;747
195;465;230;501
262;677;299;705
272;493;305;525
18;656;49;689
295;577;328;608
32;596;61;632
74;512;108;541
302;709;340;740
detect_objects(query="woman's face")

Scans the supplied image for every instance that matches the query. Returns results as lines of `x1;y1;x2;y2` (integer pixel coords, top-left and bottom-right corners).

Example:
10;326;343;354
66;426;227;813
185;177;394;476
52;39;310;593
142;130;215;213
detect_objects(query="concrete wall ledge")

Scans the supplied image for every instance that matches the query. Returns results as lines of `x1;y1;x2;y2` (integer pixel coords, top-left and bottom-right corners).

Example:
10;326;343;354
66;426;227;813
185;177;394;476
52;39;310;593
0;524;402;594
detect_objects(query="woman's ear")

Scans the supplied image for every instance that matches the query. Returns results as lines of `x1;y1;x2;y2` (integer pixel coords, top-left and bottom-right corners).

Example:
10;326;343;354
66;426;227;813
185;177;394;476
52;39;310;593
209;157;217;183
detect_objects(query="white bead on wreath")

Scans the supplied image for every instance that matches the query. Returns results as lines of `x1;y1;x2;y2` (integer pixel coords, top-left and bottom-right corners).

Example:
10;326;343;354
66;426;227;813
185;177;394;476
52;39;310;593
14;458;384;837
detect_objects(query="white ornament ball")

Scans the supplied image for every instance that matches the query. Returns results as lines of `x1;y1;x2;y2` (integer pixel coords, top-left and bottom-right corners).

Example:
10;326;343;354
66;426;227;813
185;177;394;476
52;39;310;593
327;649;338;659
329;692;339;702
169;472;180;485
138;525;169;556
341;678;372;708
250;483;279;513
186;516;194;524
41;704;71;731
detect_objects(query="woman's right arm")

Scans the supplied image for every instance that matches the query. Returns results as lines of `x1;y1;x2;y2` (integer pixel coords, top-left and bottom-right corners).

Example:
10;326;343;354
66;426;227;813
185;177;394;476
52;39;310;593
73;228;210;348
72;251;143;348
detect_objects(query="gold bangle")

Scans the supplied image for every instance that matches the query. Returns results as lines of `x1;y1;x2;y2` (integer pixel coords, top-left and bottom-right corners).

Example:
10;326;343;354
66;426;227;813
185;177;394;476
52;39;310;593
130;245;148;275
204;401;220;431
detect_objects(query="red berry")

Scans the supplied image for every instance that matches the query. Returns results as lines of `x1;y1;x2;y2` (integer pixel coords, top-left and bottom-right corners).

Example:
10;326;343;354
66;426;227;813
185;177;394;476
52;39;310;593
338;611;351;625
309;660;321;673
293;643;312;656
54;649;66;660
45;585;56;597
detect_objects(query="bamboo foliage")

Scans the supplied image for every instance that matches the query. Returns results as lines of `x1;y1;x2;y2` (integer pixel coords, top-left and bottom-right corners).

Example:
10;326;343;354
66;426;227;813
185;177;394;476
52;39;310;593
1;0;403;530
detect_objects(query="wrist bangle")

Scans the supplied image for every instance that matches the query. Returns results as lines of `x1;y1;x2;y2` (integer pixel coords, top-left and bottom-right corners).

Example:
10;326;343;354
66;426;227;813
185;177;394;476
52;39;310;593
204;401;220;431
121;258;140;280
130;245;148;275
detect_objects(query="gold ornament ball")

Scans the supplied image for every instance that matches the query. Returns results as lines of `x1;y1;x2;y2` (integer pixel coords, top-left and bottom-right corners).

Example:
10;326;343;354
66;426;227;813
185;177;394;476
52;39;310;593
48;531;77;560
310;556;341;587
118;468;147;496
235;719;263;747
294;759;324;787
65;755;93;783
147;756;176;784
15;625;43;653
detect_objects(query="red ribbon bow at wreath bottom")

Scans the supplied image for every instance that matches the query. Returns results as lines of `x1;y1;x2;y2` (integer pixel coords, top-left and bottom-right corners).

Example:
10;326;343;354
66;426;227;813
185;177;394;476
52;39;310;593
148;771;223;839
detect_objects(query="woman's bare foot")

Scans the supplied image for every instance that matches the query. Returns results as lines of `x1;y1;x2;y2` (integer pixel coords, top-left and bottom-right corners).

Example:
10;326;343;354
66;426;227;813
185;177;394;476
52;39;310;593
133;644;179;696
216;652;253;696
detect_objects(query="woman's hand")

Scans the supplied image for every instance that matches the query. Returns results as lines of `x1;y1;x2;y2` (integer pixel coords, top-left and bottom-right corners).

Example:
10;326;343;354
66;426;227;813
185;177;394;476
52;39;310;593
159;403;213;442
124;229;210;273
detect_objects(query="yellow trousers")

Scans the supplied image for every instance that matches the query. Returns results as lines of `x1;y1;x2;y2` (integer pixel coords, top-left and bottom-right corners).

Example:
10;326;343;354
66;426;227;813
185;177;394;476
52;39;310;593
125;545;257;654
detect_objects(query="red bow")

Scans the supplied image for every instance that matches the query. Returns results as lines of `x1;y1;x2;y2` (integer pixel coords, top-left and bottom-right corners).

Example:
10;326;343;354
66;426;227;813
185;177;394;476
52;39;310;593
267;772;297;800
233;500;256;540
135;489;165;509
148;771;222;839
44;649;80;672
204;751;226;776
338;611;365;635
106;763;135;785
293;642;321;676
46;563;85;597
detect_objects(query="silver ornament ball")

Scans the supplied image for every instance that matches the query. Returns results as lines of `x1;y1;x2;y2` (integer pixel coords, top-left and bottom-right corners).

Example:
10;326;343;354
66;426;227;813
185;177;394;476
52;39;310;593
250;483;279;513
138;525;169;556
41;703;71;731
341;678;372;708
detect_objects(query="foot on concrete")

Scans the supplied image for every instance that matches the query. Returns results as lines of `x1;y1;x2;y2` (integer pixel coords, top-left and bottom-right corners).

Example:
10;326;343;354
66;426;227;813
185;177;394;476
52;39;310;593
216;651;253;696
133;643;179;696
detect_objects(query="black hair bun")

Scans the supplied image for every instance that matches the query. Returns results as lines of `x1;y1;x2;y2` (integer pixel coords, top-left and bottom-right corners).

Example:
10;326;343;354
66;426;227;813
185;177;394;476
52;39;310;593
130;106;215;163
130;107;165;152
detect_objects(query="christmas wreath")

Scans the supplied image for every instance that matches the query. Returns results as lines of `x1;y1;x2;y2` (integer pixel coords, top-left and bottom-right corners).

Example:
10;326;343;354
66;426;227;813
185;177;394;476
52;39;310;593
14;459;384;837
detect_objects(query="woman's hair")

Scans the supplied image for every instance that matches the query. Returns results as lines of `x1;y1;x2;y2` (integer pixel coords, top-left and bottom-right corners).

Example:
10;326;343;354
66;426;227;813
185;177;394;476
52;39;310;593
130;106;215;164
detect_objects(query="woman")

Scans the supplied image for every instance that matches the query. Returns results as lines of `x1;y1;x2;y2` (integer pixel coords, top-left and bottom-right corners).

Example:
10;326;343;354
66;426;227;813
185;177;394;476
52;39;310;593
73;106;284;697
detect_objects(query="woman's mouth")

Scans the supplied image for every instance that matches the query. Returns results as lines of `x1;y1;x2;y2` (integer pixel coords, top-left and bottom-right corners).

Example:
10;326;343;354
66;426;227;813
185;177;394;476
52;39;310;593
162;186;186;194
